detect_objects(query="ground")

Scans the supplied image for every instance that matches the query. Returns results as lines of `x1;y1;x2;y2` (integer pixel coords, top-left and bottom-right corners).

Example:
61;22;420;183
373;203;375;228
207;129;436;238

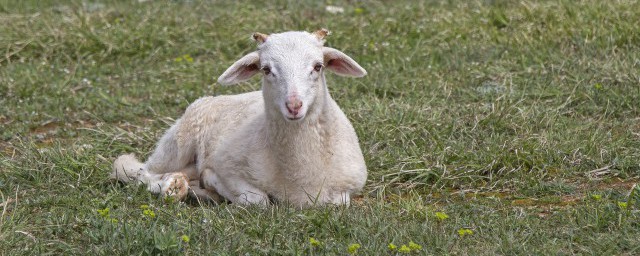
1;0;639;254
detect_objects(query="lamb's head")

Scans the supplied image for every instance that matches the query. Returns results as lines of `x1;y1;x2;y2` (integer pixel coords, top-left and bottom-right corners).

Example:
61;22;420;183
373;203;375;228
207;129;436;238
218;29;367;121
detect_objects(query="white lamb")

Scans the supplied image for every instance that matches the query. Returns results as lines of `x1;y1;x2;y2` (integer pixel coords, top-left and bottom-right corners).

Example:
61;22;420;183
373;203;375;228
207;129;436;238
112;29;368;207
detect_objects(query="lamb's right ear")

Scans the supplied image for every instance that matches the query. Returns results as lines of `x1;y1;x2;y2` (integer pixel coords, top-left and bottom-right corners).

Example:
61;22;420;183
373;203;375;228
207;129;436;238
323;47;367;77
217;51;260;85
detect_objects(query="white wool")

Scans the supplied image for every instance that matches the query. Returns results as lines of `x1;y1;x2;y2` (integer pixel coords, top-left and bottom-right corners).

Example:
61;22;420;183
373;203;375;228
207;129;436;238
112;30;367;207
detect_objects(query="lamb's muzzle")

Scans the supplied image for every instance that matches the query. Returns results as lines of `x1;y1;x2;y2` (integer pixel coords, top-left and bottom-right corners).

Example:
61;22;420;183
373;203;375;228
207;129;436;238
285;97;303;117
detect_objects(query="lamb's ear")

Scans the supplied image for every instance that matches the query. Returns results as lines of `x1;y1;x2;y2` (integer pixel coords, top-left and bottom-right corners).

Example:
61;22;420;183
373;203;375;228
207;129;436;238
217;51;260;85
322;47;367;77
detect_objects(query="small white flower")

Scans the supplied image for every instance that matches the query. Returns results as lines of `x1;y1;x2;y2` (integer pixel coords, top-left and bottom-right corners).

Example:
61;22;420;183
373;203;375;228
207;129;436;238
325;5;344;14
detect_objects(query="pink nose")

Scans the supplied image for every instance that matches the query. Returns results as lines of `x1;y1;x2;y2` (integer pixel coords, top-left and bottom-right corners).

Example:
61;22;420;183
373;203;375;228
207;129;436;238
286;99;303;115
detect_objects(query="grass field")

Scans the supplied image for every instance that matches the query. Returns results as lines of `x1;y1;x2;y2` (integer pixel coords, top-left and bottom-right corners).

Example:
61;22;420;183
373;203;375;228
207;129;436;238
1;0;640;254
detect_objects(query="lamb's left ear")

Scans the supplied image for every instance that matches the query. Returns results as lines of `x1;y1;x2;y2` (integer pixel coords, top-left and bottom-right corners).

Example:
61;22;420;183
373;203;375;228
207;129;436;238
323;47;367;77
217;51;260;85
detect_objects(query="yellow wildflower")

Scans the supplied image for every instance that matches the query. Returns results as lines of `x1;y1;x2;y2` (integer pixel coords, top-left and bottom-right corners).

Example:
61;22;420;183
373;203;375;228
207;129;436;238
309;237;321;247
458;228;473;237
183;54;194;63
408;241;422;250
97;208;110;218
435;211;449;221
398;245;411;253
618;201;628;209
388;243;397;251
594;83;603;90
143;209;156;218
347;243;361;255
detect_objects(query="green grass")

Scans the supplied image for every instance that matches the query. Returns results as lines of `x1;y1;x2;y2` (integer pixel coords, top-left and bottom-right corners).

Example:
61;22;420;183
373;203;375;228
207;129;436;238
1;0;640;254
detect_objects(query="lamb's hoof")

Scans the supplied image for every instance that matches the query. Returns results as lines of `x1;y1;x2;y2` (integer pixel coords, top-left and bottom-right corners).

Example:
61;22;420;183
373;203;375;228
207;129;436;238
161;173;189;201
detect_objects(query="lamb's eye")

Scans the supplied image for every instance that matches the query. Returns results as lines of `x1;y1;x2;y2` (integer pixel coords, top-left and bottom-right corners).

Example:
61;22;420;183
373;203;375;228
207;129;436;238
313;64;323;72
262;66;271;75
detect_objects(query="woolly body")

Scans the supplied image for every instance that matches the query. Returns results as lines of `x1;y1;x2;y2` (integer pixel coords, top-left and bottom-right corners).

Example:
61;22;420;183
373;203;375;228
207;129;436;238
112;30;367;207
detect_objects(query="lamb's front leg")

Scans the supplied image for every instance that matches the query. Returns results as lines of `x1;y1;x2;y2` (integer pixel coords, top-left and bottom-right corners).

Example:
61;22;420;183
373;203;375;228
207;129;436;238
200;168;269;206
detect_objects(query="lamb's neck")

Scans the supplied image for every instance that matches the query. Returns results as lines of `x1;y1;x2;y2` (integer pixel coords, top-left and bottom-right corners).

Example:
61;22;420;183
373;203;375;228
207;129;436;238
265;93;336;157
